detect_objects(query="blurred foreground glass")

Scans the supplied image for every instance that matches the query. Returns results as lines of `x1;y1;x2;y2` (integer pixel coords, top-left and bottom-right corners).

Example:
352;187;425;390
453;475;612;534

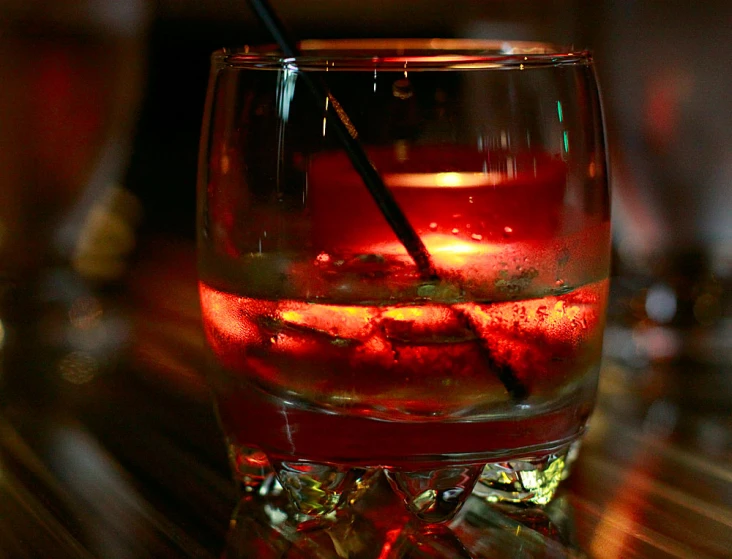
0;0;147;278
0;1;146;407
197;39;610;545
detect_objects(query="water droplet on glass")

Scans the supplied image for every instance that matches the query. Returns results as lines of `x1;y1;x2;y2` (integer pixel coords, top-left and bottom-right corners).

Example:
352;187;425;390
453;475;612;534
392;78;414;100
471;234;482;241
503;226;513;237
417;283;436;297
451;228;459;235
429;222;438;231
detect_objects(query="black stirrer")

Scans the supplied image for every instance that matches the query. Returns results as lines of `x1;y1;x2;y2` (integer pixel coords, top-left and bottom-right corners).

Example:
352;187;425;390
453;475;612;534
248;0;437;281
246;0;527;400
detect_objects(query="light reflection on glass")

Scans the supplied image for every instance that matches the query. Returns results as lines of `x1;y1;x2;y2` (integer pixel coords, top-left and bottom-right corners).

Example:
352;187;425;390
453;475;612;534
384;171;506;188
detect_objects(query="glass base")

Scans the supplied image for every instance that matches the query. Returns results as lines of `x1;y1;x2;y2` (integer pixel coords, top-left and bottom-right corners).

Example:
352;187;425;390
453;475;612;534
224;445;581;558
472;440;581;506
226;439;578;557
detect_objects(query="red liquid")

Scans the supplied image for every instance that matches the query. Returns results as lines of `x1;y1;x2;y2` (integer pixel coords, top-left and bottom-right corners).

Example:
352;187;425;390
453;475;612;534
201;147;610;469
200;278;608;468
309;147;568;252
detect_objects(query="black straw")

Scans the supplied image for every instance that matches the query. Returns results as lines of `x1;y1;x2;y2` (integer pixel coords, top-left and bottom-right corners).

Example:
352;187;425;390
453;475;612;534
247;0;298;58
247;0;437;281
245;0;527;400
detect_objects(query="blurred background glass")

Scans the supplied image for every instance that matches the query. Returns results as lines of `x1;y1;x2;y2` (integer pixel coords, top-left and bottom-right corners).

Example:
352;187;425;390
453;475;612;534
600;2;731;276
0;0;148;277
593;1;732;416
0;0;148;405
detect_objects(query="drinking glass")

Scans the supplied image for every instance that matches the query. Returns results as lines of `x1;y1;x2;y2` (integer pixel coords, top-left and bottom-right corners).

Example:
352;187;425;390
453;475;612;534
198;39;609;539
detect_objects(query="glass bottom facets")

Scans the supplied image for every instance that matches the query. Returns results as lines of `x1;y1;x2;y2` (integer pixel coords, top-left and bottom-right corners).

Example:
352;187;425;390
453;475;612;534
227;441;574;521
224;442;580;559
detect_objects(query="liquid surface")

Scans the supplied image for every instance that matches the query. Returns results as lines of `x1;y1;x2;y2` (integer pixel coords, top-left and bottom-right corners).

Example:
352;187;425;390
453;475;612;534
200;275;608;466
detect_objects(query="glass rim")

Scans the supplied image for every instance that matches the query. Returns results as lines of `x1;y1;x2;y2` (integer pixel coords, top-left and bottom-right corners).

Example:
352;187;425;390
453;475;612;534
213;38;592;71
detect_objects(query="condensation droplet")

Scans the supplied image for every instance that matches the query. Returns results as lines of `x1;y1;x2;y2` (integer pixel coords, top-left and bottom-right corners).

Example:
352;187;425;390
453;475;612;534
471;234;483;241
429;222;438;231
503;226;513;237
451;228;459;235
392;78;414;100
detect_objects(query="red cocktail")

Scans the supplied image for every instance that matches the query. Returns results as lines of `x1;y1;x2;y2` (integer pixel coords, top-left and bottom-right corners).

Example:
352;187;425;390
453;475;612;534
198;40;610;525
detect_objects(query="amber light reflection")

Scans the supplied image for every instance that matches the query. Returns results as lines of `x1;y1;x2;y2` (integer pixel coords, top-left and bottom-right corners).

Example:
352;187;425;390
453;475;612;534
365;233;502;270
385;171;506;188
